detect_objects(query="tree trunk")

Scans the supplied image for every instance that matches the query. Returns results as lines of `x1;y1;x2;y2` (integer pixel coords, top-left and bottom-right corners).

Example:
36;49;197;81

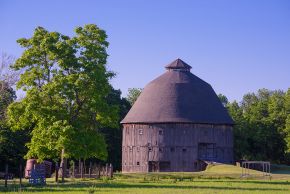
80;161;83;178
84;158;86;175
78;158;81;174
55;162;59;183
59;149;67;183
72;161;75;178
4;164;8;188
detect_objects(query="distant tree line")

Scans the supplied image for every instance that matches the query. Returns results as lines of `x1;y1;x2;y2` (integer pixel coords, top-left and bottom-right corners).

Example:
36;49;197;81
224;89;290;163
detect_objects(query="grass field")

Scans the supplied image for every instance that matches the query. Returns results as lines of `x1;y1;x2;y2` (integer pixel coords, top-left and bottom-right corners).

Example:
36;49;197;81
1;164;290;194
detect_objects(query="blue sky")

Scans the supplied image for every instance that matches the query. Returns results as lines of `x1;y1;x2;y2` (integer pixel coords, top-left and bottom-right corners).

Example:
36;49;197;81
1;0;290;102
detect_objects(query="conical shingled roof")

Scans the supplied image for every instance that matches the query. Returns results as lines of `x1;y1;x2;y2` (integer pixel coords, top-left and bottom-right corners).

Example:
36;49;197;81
121;59;234;125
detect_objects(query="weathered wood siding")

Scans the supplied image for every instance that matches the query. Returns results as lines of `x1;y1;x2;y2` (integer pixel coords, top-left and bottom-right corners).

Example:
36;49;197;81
122;123;233;173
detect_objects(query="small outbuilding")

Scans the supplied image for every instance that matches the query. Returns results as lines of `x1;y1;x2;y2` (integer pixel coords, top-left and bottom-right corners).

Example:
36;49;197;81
121;59;234;173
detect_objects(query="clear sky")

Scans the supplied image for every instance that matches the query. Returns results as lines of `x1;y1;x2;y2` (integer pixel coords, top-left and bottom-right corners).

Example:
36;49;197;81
1;0;290;102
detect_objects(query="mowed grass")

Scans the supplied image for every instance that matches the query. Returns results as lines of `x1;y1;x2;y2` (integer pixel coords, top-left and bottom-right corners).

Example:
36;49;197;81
1;164;290;194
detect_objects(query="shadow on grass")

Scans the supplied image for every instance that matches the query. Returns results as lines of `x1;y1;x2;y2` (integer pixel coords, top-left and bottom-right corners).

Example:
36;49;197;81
1;181;289;193
186;179;290;185
272;171;290;175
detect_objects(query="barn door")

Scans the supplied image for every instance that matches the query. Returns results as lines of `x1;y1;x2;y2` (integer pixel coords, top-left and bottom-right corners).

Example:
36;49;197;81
198;143;216;160
148;161;159;172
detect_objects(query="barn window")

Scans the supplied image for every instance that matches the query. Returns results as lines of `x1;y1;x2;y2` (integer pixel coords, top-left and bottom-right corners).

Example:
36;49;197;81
170;147;175;152
159;161;171;171
159;130;163;135
139;129;143;135
137;162;140;165
182;148;187;153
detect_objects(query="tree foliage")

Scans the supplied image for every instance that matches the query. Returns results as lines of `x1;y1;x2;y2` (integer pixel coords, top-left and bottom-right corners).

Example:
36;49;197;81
0;81;16;120
226;88;290;163
218;93;229;107
100;88;131;170
126;88;142;106
7;24;118;162
0;78;29;174
0;82;17;153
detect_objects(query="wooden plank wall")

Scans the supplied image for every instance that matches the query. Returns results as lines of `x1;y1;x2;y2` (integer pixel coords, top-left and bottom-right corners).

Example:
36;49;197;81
122;123;233;173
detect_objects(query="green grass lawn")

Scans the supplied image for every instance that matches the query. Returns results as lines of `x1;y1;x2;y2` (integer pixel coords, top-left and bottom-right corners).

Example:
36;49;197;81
1;164;290;194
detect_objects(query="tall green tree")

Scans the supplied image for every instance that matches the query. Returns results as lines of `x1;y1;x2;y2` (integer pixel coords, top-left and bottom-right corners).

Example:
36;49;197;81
7;24;118;163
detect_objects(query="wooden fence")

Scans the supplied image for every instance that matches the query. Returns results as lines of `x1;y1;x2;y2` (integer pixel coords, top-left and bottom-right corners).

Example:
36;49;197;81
0;164;23;188
68;162;113;179
1;161;114;188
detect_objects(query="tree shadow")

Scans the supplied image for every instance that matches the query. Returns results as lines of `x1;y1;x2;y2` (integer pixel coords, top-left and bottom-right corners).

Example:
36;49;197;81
1;181;289;193
187;179;290;185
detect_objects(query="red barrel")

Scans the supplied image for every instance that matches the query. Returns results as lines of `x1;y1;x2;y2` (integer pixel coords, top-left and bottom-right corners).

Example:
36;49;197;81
25;159;37;178
25;159;52;178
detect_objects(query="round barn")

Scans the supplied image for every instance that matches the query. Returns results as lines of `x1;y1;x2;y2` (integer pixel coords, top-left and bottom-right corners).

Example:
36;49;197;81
121;59;234;173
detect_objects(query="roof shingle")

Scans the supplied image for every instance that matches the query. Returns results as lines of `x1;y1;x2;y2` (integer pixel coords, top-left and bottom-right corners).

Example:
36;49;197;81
121;59;233;125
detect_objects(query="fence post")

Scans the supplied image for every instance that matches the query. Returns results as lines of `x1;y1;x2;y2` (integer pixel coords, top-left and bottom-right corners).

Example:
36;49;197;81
262;163;265;176
80;162;83;178
78;159;81;175
97;165;100;179
19;163;23;186
105;163;108;177
72;161;75;178
5;164;8;188
109;163;113;178
89;162;92;178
